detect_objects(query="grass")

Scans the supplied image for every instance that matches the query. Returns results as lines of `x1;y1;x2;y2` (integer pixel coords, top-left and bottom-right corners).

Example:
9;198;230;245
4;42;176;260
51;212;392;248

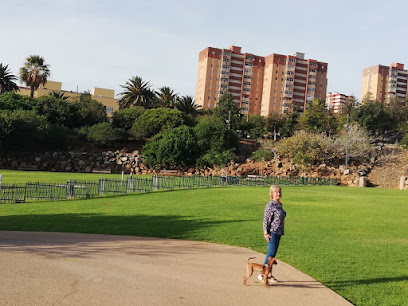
0;170;407;305
0;169;125;184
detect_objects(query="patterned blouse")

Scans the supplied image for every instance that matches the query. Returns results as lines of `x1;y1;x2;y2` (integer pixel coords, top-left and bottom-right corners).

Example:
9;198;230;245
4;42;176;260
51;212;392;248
263;200;286;236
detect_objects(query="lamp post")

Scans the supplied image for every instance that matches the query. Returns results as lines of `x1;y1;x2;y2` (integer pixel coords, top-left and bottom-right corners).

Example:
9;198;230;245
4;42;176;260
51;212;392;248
345;114;349;170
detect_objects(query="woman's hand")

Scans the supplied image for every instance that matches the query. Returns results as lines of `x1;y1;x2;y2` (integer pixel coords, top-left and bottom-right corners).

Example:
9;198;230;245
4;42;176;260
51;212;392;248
264;233;270;242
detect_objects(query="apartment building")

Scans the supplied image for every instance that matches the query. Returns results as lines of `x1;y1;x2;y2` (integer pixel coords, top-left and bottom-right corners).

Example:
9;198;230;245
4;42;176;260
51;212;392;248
195;46;265;115
326;92;355;114
195;46;328;116
361;63;408;103
261;52;328;115
18;80;119;115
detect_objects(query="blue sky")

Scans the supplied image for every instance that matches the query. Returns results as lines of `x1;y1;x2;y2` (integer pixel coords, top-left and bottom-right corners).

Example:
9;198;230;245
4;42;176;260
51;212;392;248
2;0;407;100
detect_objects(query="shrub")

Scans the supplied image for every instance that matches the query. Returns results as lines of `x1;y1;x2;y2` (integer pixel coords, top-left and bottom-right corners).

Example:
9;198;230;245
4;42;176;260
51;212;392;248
0;92;35;111
277;131;333;162
131;108;185;139
72;94;108;127
112;106;145;130
194;115;238;152
0;109;48;149
293;152;312;167
333;123;373;159
87;122;127;146
39;125;71;149
400;133;408;149
35;95;80;128
143;125;199;169
252;149;274;162
196;149;236;168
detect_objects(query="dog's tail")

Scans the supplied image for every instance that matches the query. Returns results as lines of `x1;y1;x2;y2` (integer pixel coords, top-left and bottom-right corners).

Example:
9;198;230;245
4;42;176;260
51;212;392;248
247;257;256;263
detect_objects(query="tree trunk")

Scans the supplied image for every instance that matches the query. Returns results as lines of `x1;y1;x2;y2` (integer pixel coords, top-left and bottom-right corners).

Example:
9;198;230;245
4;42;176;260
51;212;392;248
30;86;35;99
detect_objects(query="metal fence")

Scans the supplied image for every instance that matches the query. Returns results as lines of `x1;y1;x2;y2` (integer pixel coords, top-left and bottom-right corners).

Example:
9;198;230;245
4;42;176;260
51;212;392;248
0;175;338;204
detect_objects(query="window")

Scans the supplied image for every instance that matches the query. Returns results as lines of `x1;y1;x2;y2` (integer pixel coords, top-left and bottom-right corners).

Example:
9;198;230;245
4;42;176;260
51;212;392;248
106;107;114;114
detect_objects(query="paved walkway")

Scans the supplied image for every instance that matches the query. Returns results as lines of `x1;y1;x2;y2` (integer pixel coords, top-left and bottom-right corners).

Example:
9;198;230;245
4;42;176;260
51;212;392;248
0;231;351;305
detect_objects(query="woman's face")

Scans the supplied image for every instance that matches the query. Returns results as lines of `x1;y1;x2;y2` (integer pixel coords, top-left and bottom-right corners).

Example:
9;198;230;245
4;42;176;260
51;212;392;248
271;189;282;201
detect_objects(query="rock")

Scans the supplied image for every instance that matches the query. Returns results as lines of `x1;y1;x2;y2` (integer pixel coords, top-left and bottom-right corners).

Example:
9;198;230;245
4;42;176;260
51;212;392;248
78;160;86;166
359;176;368;187
35;157;41;162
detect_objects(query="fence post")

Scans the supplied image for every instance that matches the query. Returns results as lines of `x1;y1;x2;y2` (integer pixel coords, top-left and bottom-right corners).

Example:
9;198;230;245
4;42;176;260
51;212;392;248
66;180;74;199
152;175;158;191
127;176;134;193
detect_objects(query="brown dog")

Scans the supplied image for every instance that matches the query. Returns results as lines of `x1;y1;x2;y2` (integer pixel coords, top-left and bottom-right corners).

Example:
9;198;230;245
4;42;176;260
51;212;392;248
243;256;277;287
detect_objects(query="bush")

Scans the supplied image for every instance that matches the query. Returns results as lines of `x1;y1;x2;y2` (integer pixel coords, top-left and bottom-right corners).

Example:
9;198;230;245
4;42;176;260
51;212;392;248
39;125;71;149
35;95;80;128
333;123;373;159
0;109;48;149
143;125;199;169
87;122;127;146
277;131;333;162
0;92;35;111
131;108;185;139
194;115;238;152
196;149;236;168
112;106;145;130
400;133;408;149
72;94;108;127
252;149;274;161
293;152;312;167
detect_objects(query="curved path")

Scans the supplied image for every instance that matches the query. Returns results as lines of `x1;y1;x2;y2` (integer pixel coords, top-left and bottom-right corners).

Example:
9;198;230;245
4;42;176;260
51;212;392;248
0;231;351;305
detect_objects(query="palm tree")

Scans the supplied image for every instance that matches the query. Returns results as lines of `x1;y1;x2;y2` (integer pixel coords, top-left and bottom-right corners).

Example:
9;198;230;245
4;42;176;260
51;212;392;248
48;91;68;100
118;76;155;109
155;86;177;108
175;95;200;115
19;55;50;98
0;63;19;94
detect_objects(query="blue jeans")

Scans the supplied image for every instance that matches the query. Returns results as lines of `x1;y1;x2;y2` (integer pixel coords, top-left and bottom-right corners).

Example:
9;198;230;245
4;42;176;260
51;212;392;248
264;232;281;265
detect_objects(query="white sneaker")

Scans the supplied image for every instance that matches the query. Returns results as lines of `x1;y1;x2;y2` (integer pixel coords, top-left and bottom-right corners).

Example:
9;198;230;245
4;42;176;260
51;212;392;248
257;274;265;282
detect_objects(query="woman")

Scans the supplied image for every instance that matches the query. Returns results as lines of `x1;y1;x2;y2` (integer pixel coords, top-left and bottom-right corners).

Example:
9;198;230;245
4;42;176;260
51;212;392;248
258;184;286;283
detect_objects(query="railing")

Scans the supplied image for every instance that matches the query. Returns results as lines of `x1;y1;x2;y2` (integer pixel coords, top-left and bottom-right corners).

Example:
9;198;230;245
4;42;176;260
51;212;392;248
0;175;338;204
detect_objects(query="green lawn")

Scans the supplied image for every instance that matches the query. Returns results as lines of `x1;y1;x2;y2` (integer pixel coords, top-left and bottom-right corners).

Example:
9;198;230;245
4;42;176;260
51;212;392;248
0;170;407;305
0;169;125;184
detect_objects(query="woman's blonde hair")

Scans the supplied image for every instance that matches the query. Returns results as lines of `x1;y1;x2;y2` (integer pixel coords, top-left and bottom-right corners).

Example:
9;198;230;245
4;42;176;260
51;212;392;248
269;185;281;194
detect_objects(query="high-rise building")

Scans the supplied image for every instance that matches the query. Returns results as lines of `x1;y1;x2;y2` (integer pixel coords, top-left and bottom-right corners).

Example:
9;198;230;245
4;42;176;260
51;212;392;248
195;46;265;115
261;52;328;115
361;63;408;103
195;46;328;116
326;92;355;114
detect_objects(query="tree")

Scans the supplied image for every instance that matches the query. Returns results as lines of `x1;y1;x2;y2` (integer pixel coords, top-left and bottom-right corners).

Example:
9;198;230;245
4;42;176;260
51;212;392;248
213;93;241;130
48;91;68;100
266;112;285;135
279;111;299;137
155;86;177;108
241;114;266;139
353;102;396;133
387;96;408;126
0;64;19;94
19;55;50;98
0;91;35;111
194;115;238;152
143;125;199;169
297;98;337;135
72;94;108;127
112;106;145;130
87;122;127;147
35;95;80;128
175;95;200;115
130;108;185;139
118;76;155;109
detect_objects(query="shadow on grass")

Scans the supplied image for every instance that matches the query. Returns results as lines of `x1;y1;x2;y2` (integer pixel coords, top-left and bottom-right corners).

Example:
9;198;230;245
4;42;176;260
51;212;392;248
0;213;248;258
327;276;408;289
